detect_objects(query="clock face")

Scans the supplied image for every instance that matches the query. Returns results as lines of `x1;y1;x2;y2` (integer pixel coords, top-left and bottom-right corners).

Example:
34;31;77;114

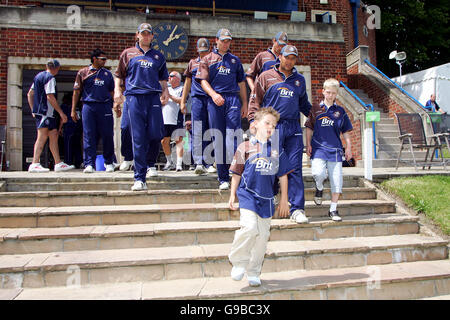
152;23;188;61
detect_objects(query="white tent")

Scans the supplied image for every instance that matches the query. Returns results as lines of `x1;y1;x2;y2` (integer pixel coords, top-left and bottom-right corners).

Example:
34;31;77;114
392;62;450;113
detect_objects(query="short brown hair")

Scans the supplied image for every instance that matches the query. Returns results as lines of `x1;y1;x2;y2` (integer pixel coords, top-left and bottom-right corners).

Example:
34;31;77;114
254;107;280;123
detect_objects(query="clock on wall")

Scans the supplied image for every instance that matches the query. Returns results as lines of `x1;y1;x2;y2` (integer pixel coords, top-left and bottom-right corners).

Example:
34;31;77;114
152;23;189;60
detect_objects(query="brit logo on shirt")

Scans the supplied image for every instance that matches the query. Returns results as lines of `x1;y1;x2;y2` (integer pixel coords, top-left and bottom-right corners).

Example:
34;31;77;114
138;59;153;68
94;78;105;86
278;87;294;98
254;158;273;172
319;116;334;127
217;65;231;75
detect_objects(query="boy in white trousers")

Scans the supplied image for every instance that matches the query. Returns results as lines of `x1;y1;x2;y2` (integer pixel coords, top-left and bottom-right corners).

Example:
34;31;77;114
228;107;292;287
305;78;353;222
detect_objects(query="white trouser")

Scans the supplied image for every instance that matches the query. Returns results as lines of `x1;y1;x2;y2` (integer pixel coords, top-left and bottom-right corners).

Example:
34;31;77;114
311;158;343;193
228;208;272;277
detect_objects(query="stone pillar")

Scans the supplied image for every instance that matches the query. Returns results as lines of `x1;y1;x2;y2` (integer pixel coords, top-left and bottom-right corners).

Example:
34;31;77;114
346;45;370;74
7;63;23;171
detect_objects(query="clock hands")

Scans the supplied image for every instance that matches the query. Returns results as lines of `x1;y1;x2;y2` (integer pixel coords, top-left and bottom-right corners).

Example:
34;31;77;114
163;25;178;46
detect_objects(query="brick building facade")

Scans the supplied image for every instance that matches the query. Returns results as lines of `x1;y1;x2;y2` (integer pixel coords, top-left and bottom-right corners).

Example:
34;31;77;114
0;0;377;170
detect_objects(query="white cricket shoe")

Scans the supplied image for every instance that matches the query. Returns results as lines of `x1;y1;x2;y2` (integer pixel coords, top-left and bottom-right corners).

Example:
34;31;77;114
207;165;217;173
131;180;147;191
230;266;245;281
194;165;207;175
105;164;115;172
83;165;95;173
119;160;133;171
247;276;261;287
147;167;158;177
28;163;50;173
54;162;75;172
219;181;230;190
290;209;309;224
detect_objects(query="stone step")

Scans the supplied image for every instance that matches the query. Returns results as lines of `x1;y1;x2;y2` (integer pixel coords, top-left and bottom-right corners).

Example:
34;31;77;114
378;136;400;144
0;234;447;288
0;214;420;254
376;150;428;160
8;260;450;300
0;199;397;228
376;124;398;131
378;118;395;125
376;130;400;137
0;187;376;207
3;174;220;191
2;175;363;192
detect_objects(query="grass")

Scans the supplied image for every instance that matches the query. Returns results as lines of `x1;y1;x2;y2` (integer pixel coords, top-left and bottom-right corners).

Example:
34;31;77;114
380;175;450;235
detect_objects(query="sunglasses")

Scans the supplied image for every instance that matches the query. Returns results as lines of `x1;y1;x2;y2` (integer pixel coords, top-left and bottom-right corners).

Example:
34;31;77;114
169;75;177;77
97;57;107;61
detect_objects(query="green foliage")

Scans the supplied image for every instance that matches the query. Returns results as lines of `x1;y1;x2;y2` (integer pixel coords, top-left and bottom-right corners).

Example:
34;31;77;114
380;175;450;235
370;0;450;77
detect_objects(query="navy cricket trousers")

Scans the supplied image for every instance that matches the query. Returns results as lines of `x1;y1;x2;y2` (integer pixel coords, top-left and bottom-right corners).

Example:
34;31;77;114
82;101;114;168
127;93;164;183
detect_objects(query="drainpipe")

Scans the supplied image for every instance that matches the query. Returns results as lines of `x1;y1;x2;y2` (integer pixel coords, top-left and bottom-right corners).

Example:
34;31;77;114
349;0;360;48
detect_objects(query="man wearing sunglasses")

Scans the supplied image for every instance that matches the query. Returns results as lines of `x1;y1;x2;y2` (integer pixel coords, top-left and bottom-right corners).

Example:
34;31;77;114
72;48;115;173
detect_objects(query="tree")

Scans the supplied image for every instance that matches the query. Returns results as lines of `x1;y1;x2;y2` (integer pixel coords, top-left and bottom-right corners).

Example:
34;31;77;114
370;0;449;77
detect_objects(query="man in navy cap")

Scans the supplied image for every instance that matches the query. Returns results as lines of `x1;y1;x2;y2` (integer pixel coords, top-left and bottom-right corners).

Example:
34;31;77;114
248;45;312;224
27;59;75;172
196;29;248;190
114;22;169;190
246;31;288;92
181;38;216;175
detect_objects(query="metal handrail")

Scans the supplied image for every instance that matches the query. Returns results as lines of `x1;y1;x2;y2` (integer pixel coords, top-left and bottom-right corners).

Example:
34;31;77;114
340;81;377;159
363;59;428;112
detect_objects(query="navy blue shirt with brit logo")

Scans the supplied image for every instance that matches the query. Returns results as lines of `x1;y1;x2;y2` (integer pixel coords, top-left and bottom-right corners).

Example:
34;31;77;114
196;48;245;94
305;101;353;162
229;138;294;218
74;66;115;103
115;43;169;96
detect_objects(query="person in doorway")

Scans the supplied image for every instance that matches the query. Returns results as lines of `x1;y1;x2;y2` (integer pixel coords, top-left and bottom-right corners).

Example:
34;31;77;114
27;59;74;173
161;71;184;171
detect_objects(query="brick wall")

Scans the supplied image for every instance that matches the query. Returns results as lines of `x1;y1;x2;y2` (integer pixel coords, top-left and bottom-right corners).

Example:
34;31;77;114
0;28;348;126
348;74;408;119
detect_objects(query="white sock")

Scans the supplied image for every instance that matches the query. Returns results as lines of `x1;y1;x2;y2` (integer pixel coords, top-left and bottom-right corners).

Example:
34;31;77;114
166;155;172;163
330;202;337;212
176;157;183;166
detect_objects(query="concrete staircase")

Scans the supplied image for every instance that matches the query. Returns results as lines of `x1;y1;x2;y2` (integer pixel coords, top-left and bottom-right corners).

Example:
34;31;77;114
0;171;449;300
351;89;428;168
